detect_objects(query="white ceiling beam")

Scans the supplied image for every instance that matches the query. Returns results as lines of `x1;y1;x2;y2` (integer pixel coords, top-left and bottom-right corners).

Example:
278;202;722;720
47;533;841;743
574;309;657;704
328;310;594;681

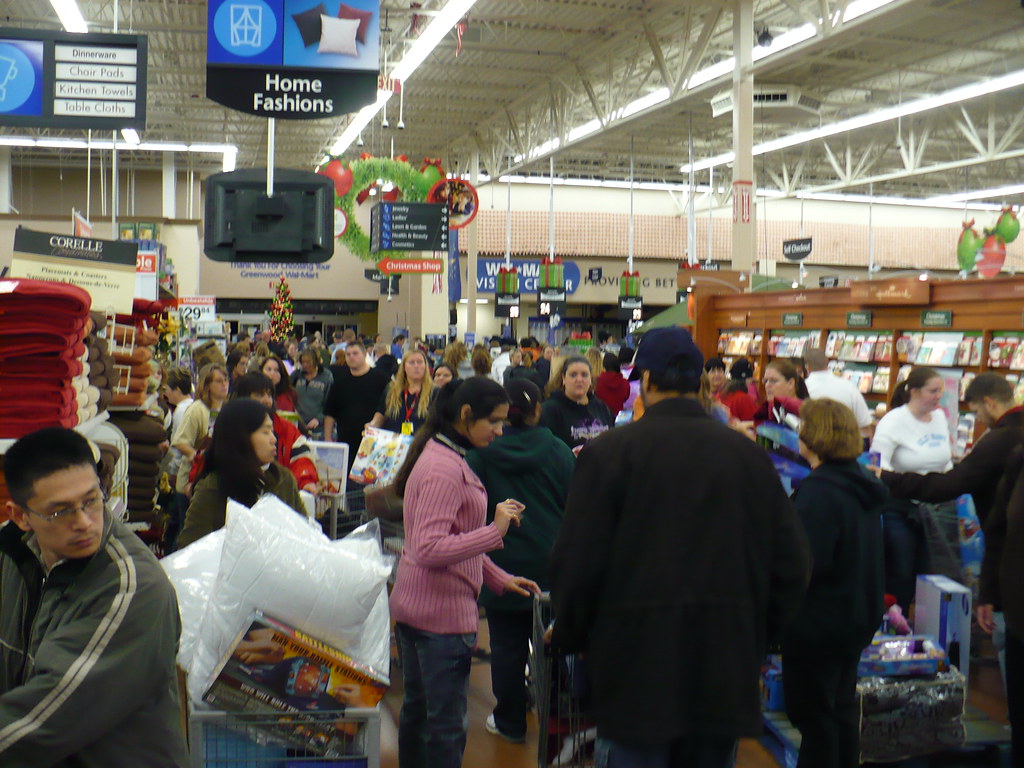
784;146;1024;198
643;21;674;92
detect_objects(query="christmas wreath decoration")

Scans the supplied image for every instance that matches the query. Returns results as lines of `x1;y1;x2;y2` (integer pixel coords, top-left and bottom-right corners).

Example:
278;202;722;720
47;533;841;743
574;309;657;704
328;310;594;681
317;155;436;262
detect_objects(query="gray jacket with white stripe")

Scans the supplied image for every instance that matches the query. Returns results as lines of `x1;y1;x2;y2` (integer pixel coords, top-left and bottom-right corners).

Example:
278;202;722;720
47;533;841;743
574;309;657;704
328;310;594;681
0;513;189;767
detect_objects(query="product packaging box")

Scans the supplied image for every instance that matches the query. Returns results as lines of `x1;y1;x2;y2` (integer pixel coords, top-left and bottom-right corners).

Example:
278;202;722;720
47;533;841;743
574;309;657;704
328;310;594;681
760;664;785;711
348;427;412;486
858;634;945;677
204;612;388;755
914;574;972;686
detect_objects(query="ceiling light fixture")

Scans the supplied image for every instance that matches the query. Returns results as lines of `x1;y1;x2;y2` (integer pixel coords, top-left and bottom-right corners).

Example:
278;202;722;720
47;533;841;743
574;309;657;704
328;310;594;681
927;183;1024;204
328;0;478;157
682;68;1024;173
0;135;236;168
509;0;899;173
120;128;140;145
49;0;88;32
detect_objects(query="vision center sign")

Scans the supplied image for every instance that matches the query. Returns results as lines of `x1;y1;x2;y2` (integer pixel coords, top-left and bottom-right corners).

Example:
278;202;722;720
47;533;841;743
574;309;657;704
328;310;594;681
206;0;379;118
476;259;581;295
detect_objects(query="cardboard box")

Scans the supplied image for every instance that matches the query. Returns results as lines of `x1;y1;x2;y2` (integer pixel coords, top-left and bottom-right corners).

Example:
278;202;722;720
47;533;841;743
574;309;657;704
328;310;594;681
760;664;785;711
203;612;388;755
914;574;972;686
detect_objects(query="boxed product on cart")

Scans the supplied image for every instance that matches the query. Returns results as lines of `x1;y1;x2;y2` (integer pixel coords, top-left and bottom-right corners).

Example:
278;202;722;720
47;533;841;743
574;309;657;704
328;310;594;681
915;574;972;686
203;612;388;754
760;663;784;711
857;634;945;677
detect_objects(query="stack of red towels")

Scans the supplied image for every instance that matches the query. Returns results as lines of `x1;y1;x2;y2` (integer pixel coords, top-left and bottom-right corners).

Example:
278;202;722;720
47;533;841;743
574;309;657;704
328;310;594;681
0;277;93;439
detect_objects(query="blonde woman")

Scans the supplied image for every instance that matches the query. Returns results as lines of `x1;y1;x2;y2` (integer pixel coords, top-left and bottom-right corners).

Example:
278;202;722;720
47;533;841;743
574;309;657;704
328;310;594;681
169;363;229;549
368;348;434;435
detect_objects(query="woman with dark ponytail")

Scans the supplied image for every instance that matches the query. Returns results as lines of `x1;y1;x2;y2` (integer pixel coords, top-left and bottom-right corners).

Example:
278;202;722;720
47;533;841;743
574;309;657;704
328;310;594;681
466;379;575;742
390;377;541;768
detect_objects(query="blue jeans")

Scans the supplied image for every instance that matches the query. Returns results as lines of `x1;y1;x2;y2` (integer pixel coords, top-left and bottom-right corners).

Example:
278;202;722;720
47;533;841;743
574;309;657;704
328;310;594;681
881;506;928;610
595;735;737;768
396;622;476;768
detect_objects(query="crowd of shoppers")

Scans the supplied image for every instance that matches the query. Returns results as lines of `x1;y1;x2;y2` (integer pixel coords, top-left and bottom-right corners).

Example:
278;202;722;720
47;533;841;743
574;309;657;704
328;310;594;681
16;319;1024;768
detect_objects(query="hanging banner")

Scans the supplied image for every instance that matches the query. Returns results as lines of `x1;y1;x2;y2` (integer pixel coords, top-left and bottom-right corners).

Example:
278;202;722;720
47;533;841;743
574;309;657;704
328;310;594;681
733;180;753;224
206;0;379;118
10;227;137;313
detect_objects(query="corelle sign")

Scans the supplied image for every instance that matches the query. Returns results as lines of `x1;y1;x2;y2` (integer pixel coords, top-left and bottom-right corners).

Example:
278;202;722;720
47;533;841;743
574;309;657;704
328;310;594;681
850;278;930;306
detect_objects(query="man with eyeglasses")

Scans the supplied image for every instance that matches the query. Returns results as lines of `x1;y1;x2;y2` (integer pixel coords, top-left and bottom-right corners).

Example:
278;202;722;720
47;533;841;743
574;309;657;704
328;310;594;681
0;427;188;767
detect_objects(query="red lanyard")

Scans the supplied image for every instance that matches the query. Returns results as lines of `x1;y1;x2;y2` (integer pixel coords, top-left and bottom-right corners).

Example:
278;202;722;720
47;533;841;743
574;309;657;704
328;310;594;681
404;389;418;422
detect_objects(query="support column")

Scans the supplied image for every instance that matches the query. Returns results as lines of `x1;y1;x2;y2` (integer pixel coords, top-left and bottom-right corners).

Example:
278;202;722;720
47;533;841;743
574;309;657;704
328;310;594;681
0;147;10;214
162;153;176;219
731;0;756;272
466;151;480;341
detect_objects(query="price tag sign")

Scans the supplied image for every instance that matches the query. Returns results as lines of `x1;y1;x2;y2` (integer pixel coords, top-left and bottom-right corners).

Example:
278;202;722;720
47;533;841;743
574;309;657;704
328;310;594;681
178;295;216;323
136;250;157;273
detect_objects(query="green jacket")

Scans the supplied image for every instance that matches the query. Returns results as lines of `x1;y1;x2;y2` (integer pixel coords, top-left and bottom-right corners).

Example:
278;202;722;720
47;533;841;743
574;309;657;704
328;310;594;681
0;513;189;768
467;425;575;610
177;462;305;549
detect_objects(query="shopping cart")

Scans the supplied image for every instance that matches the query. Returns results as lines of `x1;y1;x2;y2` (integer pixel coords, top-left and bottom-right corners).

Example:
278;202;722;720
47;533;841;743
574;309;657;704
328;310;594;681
530;593;595;767
377;517;403;585
314;491;367;540
189;707;381;768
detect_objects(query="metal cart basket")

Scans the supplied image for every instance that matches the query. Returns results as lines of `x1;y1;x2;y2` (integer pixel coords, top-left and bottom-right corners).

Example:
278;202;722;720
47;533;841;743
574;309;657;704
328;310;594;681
189;707;381;768
530;593;595;767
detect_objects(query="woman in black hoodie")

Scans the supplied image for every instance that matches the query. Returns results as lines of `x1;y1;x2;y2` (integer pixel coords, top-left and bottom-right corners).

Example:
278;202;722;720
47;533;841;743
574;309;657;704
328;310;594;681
539;355;613;454
784;398;886;768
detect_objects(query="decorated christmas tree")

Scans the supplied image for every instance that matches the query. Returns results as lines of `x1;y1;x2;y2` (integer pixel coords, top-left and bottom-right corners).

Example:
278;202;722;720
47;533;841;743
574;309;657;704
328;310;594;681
270;275;294;342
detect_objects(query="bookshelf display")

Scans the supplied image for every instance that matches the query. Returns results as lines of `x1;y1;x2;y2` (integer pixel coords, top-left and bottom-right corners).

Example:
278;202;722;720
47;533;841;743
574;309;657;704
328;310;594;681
690;274;1024;444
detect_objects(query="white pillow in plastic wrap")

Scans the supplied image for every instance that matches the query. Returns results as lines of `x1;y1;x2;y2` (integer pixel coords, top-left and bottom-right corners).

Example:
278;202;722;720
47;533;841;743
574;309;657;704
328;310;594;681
188;495;393;703
160;528;225;668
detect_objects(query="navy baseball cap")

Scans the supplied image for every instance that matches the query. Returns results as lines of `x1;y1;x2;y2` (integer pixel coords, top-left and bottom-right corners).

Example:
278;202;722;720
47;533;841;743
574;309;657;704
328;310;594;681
629;326;705;381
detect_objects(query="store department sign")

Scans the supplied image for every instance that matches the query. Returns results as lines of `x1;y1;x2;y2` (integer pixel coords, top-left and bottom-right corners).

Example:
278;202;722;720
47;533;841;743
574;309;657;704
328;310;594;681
476;259;581;294
782;238;812;261
206;0;379;118
10;227;137;313
846;311;872;328
850;277;930;306
0;28;147;130
921;310;953;328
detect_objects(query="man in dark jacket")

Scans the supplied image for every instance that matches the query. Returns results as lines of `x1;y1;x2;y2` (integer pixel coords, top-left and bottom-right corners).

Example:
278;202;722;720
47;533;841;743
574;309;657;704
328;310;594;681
980;442;1024;766
878;372;1024;525
0;428;189;768
550;326;810;767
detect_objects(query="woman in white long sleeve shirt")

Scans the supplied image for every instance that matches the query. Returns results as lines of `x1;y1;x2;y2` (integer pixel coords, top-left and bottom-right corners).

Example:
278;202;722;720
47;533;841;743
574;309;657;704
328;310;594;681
870;366;952;609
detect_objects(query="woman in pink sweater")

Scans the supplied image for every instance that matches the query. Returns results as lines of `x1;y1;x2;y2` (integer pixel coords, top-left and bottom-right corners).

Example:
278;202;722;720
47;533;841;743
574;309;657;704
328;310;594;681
390;377;540;768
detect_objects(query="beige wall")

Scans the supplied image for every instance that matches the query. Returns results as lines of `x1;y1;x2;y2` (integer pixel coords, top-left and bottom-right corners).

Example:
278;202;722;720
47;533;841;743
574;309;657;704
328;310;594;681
11;167;202;221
